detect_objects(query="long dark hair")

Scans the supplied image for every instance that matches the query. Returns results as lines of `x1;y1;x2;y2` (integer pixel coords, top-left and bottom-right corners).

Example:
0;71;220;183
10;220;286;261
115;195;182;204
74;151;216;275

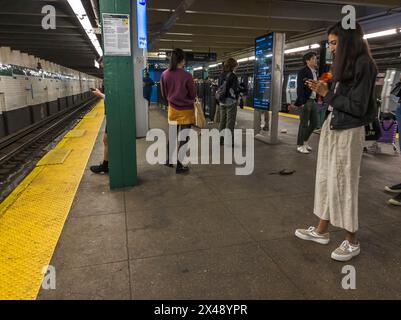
169;48;185;71
327;21;376;82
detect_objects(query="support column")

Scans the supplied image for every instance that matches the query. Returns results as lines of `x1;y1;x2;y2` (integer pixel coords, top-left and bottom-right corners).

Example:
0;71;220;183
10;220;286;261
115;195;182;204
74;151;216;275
99;0;138;188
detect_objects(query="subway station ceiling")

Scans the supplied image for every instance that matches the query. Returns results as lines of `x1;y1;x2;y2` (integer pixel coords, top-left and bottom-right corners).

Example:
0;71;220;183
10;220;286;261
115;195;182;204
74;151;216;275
0;0;102;76
0;0;400;76
147;0;401;57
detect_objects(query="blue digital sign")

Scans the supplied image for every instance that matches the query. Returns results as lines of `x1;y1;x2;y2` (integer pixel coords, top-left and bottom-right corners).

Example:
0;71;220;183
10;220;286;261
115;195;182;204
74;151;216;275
137;0;148;49
253;33;274;110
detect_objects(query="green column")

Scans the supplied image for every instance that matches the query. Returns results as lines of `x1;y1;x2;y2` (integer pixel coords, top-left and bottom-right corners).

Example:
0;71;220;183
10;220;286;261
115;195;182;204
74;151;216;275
99;0;137;188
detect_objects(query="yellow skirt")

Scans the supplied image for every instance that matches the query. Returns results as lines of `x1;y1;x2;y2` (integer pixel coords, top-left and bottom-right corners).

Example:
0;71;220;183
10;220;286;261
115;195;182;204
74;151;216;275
168;105;195;125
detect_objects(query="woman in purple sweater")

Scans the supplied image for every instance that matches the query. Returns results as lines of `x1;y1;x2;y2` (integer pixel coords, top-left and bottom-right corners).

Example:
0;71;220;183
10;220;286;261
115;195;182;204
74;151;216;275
160;48;196;174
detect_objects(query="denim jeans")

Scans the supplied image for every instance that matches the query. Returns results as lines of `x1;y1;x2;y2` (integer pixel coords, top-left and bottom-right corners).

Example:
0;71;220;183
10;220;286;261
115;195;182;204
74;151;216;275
396;103;401;151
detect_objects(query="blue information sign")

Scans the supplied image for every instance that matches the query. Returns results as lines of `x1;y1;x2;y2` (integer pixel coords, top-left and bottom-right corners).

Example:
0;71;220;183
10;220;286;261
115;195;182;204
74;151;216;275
137;0;148;49
253;33;274;110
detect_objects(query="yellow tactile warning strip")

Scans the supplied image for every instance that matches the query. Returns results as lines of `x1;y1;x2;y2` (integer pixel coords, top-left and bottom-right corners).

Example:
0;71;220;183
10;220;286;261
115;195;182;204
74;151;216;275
36;148;72;166
84;111;98;119
0;100;104;300
243;106;300;120
65;129;86;138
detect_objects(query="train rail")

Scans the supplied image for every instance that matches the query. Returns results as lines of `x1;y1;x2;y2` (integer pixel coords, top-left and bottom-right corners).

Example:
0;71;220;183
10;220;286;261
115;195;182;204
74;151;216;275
0;97;99;201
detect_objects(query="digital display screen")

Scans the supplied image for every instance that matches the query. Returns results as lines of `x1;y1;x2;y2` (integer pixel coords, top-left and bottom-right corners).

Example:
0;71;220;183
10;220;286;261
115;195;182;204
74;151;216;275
137;0;148;49
253;33;274;110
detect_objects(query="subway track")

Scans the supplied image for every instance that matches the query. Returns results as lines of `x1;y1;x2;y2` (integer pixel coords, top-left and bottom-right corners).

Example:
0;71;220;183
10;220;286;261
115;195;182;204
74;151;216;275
0;97;100;202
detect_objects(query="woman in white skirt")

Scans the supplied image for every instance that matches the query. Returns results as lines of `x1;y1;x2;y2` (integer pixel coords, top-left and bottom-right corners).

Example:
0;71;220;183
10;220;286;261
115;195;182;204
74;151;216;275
295;21;378;262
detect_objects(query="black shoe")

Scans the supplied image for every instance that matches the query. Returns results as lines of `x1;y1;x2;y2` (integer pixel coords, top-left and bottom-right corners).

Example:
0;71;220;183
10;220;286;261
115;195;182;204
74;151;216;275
220;137;224;145
385;183;401;193
164;162;174;168
176;166;189;174
388;193;401;206
90;162;109;174
262;126;269;131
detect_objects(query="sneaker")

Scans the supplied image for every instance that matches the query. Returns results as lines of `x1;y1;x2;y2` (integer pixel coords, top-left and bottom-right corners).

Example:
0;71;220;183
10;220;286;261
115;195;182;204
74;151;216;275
297;145;310;154
331;240;360;262
90;162;109;174
176;166;189;174
304;142;312;151
388;193;401;206
313;128;321;134
295;226;330;245
385;183;401;193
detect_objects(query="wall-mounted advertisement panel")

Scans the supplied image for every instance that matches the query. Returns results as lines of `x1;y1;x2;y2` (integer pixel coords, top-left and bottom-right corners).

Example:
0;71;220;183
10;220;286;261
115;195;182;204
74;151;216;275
253;33;274;110
103;14;131;56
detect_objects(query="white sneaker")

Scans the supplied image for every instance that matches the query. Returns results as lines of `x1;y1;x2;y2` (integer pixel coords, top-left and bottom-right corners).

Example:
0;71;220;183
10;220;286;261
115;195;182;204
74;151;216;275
297;145;310;154
331;240;360;262
304;142;312;151
295;226;330;245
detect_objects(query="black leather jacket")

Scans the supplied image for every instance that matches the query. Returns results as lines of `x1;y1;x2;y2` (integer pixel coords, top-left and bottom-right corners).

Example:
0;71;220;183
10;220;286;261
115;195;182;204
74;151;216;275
323;54;378;130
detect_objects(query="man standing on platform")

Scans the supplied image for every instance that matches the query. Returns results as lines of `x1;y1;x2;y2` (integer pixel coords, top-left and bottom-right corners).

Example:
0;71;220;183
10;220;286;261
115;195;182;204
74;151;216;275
295;52;319;154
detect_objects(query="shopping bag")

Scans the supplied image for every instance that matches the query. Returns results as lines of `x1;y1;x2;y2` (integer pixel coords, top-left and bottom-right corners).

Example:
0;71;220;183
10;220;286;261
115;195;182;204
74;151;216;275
195;98;206;129
365;117;382;141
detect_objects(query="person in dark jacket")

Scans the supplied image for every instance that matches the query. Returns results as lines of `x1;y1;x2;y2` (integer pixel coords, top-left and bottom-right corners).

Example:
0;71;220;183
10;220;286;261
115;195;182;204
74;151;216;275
143;70;155;108
295;21;378;262
295;52;319;154
218;58;240;146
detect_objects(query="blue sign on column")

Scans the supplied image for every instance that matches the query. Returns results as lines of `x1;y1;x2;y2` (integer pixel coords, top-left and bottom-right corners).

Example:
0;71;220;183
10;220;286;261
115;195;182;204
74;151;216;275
137;0;148;49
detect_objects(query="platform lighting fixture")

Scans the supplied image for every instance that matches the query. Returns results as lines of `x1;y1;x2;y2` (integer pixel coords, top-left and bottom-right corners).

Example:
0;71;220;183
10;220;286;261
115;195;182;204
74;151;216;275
208;63;222;68
94;60;99;68
67;0;103;57
158;48;193;52
248;56;255;61
363;29;397;39
284;45;310;54
193;66;203;71
237;57;249;63
310;43;321;49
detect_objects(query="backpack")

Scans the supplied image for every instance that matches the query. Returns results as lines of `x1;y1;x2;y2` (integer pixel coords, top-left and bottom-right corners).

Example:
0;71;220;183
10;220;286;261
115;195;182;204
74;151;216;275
215;72;231;103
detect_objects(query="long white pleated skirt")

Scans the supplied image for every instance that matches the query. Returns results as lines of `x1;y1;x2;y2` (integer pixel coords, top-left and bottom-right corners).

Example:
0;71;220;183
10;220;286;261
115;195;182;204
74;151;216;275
313;114;365;233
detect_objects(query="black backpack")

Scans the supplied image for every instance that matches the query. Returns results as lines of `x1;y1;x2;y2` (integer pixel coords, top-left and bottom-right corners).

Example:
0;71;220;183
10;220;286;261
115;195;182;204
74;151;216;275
215;72;231;103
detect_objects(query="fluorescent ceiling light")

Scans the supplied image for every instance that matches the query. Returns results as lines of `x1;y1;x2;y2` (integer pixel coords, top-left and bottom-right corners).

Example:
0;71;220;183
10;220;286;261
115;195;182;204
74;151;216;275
237;57;249;63
166;33;194;36
160;39;193;42
285;45;310;54
193;67;203;71
248;56;255;61
265;54;272;58
158;48;193;52
363;29;397;39
208;63;221;68
94;60;99;68
310;43;320;49
67;0;103;57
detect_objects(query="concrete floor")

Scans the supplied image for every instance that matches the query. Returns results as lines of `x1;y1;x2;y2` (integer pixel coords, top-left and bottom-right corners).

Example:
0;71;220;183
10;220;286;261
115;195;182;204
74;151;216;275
39;106;401;300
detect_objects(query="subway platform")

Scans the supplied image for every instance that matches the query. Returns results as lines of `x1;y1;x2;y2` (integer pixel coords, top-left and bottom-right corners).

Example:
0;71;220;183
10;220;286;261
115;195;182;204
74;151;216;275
1;102;401;300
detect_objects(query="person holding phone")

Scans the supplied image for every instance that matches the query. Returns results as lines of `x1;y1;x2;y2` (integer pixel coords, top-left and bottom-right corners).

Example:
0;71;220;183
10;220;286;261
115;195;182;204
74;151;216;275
295;21;378;262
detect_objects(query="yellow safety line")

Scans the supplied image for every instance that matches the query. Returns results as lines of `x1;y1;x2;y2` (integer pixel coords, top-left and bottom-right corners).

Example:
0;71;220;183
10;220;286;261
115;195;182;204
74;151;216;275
0;100;104;300
243;106;300;119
